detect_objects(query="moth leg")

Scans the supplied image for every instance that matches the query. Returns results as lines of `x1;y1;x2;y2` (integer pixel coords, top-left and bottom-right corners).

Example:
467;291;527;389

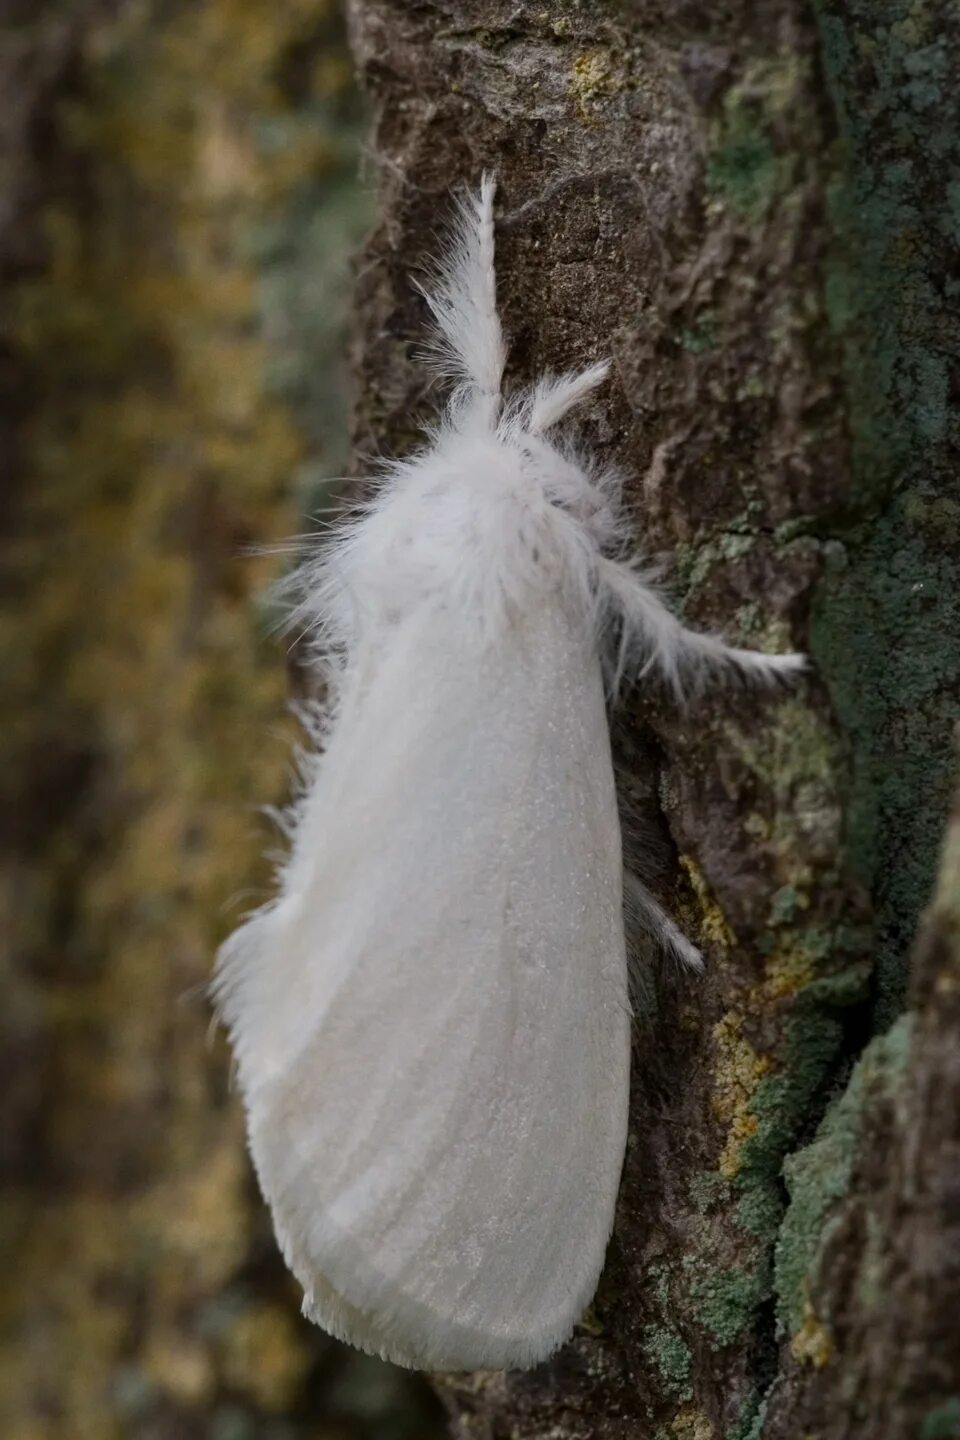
623;869;704;973
600;556;806;696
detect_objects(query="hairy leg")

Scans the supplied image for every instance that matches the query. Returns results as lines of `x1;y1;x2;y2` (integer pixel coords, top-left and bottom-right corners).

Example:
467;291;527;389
623;868;704;974
600;555;806;699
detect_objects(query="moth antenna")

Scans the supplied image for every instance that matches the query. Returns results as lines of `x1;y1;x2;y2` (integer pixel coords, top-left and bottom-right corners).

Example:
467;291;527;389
415;172;505;427
527;360;610;433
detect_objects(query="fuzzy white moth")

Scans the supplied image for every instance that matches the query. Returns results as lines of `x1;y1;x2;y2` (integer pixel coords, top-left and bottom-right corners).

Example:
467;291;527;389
215;176;804;1372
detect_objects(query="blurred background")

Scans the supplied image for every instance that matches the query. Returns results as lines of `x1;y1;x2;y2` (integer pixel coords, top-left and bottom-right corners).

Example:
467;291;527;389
0;2;446;1435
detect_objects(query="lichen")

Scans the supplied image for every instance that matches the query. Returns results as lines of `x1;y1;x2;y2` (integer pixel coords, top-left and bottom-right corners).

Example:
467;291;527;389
678;313;717;354
734;1179;783;1242
737;1008;845;1181
789;1303;833;1368
707;122;780;219
724;1390;764;1440
922;1399;960;1440
671;526;758;596
710;1012;773;1179
707;56;807;218
0;5;381;1436
812;517;960;1025
775;1013;915;1338
669;1406;715;1440
689;1171;730;1216
645;1259;674;1310
642;1326;694;1402
810;0;960;1025
788;1301;834;1365
570;48;622;118
680;854;736;950
683;671;871;1353
685;1258;772;1349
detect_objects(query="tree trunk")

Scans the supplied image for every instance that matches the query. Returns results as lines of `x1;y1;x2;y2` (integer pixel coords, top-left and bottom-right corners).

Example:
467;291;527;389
3;2;956;1436
344;1;960;1435
0;4;441;1437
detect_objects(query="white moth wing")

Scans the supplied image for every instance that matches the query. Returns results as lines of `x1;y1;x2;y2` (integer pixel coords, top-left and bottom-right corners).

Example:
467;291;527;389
223;577;630;1371
216;169;802;1371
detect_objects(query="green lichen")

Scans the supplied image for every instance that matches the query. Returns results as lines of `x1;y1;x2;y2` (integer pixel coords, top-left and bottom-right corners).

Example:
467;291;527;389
725;1390;765;1440
723;699;847;908
707;124;779;218
812;517;960;1026
724;698;840;797
644;1259;673;1310
679;315;716;353
711;1010;773;1180
686;761;871;1342
672;527;758;595
642;1326;694;1402
810;0;960;1025
689;1171;729;1216
685;1260;772;1349
768;885;806;926
707;56;806;218
734;1179;783;1242
713;958;870;1236
922;1399;960;1440
690;672;871;1338
738;1010;844;1180
694;790;871;1304
775;1013;915;1336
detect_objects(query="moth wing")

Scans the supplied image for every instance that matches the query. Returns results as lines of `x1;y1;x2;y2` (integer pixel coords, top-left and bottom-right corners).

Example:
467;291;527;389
221;603;630;1371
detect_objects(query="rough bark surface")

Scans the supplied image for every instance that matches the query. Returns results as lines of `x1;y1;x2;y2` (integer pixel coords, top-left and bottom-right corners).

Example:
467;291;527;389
344;1;960;1436
3;1;956;1435
0;4;442;1436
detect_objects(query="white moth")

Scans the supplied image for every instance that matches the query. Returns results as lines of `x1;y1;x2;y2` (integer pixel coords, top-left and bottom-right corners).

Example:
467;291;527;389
215;176;804;1372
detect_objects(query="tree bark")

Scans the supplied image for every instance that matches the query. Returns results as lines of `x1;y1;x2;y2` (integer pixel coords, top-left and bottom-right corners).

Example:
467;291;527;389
0;4;442;1437
344;1;960;1435
3;1;956;1435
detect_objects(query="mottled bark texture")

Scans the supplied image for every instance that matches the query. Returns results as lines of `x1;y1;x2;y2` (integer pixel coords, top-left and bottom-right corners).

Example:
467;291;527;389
345;1;960;1436
0;4;442;1437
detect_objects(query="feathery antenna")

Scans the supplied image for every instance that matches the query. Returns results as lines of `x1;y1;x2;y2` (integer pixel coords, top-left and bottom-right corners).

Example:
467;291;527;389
416;173;505;424
527;361;611;432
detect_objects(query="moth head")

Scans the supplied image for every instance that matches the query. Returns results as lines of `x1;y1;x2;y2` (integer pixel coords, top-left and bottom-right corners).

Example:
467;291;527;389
503;360;622;550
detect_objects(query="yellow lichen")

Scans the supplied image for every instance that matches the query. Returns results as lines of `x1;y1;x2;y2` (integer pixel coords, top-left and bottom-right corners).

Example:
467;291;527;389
570;49;616;117
679;854;736;950
711;1012;773;1178
752;942;817;1002
790;1305;833;1369
0;3;359;1433
670;1405;715;1440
